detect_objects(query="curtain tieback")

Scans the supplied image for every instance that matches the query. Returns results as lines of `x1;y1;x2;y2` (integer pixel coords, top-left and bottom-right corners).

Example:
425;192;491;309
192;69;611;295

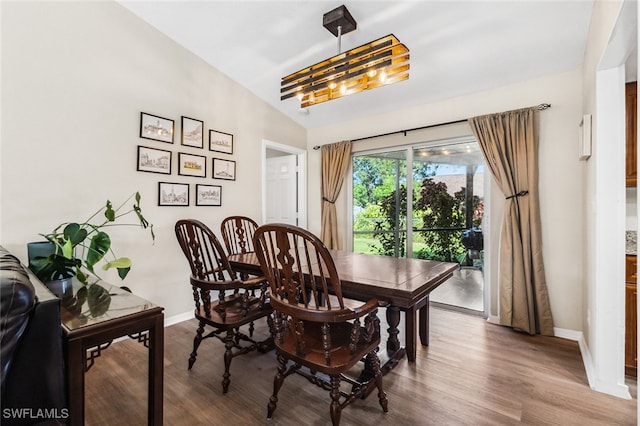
506;190;529;200
322;197;335;204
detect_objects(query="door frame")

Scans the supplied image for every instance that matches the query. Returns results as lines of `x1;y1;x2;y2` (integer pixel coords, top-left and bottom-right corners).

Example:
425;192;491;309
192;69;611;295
261;139;307;229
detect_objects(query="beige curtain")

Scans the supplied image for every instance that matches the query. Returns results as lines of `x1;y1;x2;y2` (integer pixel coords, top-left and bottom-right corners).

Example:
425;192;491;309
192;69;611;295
320;141;352;249
468;108;553;335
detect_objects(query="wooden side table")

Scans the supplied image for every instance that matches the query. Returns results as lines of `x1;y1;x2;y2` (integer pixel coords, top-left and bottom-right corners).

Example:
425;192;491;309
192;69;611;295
61;282;164;425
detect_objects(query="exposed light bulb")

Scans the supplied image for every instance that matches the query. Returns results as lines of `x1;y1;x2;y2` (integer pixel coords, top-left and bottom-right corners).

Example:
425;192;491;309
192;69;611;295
367;68;377;78
329;81;337;90
296;92;303;101
340;82;347;95
379;70;387;83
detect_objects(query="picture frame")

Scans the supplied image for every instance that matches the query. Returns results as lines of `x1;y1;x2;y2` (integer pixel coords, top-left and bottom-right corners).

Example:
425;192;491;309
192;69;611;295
209;130;234;154
196;184;222;206
181;116;204;148
178;152;207;178
140;112;174;143
212;158;236;181
137;145;172;175
158;182;189;206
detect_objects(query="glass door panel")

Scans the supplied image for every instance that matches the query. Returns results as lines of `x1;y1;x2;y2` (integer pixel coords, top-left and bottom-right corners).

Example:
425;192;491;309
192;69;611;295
411;141;485;263
412;140;485;313
352;150;407;257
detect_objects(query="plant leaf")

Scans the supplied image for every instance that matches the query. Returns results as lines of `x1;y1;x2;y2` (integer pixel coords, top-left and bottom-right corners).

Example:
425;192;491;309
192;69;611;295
133;204;150;230
117;267;131;280
63;223;87;246
101;257;132;270
102;257;131;280
87;284;111;317
30;254;78;282
61;239;74;259
104;200;115;222
86;231;110;270
76;269;88;285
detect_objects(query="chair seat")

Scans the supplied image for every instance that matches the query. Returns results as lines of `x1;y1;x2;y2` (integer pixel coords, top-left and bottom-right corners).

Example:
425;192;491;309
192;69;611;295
276;321;380;374
196;293;270;328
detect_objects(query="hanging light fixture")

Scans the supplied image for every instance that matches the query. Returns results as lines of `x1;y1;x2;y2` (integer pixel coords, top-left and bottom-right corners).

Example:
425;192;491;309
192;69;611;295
280;5;410;108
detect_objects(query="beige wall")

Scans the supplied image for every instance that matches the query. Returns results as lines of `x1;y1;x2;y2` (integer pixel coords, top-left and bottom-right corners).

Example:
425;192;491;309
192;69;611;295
0;1;306;319
308;69;585;332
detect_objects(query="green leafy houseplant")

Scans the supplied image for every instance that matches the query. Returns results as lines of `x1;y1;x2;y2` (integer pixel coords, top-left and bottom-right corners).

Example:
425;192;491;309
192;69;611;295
30;192;154;286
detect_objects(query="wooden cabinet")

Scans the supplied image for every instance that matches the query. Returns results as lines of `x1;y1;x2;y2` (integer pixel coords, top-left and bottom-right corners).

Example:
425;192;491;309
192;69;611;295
626;82;637;186
625;255;637;377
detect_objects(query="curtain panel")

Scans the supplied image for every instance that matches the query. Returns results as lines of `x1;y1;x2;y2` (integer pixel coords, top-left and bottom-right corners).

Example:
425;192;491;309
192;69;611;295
320;141;352;249
468;107;553;335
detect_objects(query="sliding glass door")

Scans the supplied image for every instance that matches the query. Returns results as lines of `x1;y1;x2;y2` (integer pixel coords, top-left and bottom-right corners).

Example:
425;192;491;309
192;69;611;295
352;137;485;312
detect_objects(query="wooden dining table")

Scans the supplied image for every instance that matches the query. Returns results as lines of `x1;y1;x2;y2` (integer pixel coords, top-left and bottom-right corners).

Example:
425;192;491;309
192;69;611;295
228;250;458;371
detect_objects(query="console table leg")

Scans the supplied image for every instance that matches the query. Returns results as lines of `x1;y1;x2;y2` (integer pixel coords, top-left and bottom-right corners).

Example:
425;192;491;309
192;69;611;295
148;314;164;426
66;338;85;426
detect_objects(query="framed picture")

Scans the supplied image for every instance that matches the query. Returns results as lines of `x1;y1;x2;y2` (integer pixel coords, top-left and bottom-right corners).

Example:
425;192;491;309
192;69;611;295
209;130;233;154
181;116;204;148
140;112;174;143
212;158;236;181
137;146;172;175
158;182;189;206
178;153;207;178
196;184;222;206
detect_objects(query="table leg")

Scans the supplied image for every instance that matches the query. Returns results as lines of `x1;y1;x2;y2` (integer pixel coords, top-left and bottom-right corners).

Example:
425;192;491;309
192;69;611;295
148;314;164;426
65;338;85;426
405;306;417;362
385;306;401;355
419;295;429;346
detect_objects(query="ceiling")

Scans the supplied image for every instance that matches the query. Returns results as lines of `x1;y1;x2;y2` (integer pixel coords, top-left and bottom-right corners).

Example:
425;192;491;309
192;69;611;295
119;1;595;130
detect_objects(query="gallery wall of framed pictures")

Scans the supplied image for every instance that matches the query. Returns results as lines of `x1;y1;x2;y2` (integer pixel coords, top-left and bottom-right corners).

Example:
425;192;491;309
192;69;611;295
136;111;235;206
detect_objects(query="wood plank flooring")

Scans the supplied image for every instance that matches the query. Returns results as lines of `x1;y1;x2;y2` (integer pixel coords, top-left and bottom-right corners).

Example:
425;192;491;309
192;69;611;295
84;306;637;425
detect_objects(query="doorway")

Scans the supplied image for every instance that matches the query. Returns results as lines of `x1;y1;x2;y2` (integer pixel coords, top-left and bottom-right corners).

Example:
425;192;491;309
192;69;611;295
261;139;307;228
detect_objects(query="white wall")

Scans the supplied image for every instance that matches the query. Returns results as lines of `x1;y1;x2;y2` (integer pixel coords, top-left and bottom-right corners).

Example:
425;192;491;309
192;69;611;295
0;1;306;319
581;0;635;398
308;69;585;332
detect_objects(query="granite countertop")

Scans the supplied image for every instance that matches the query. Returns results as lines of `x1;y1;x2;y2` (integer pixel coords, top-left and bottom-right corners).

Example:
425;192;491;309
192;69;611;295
627;231;637;255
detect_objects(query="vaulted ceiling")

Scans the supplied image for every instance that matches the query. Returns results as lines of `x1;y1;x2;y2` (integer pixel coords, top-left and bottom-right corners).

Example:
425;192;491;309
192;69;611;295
119;1;595;130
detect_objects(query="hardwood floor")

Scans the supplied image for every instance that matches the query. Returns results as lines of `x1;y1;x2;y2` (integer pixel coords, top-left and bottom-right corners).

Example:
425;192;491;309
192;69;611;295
84;306;637;425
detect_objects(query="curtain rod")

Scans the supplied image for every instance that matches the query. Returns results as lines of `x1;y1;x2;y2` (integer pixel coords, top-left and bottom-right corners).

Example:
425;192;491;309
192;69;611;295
312;103;551;150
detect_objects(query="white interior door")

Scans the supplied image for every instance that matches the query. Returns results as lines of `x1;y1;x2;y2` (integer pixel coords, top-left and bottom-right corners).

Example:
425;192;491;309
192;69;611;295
266;154;297;225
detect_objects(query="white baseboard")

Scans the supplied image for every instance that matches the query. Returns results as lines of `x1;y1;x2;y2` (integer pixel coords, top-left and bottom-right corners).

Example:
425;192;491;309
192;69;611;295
164;311;194;327
570;329;631;400
553;327;582;341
